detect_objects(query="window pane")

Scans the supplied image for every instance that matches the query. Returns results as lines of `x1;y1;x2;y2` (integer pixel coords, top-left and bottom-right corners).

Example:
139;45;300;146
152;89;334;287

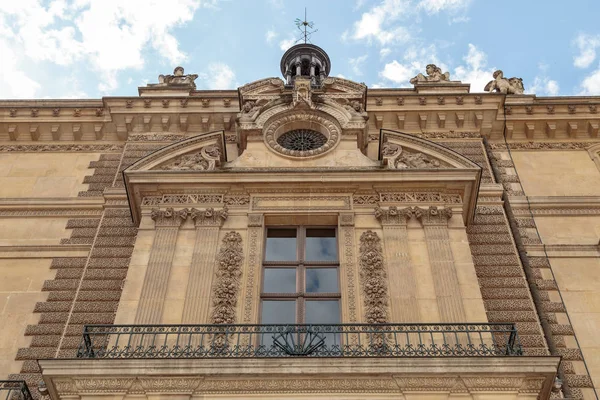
261;300;296;324
305;300;340;324
263;268;296;293
306;300;341;350
305;228;337;261
306;268;338;293
265;229;297;261
260;300;296;349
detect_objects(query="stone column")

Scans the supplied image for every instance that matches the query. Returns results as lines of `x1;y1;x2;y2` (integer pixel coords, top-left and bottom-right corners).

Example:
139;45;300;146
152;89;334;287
375;206;421;323
241;213;264;324
338;213;360;324
135;207;188;324
181;207;228;324
416;206;466;322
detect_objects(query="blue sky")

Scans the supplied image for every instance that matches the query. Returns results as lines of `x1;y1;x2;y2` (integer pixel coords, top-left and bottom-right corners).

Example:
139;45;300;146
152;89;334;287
2;0;600;99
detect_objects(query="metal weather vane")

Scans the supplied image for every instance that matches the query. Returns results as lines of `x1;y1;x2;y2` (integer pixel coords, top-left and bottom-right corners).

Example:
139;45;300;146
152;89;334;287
294;8;318;44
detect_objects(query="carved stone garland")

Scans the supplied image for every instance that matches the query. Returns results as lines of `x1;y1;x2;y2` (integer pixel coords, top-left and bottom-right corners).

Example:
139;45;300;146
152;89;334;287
210;232;244;324
358;230;389;324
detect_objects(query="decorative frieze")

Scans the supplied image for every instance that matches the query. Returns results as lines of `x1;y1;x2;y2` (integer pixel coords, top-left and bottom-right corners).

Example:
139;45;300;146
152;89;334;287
0;144;124;152
142;193;224;206
210;232;243;324
489;141;599;150
382;141;450;169
158;145;221;171
359;230;388;324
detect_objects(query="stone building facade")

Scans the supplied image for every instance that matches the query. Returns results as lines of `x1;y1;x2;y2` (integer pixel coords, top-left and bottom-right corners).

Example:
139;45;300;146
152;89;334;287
0;44;599;399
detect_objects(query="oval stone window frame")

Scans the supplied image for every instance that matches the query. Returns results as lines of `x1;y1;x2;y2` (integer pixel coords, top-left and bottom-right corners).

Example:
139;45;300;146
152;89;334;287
263;111;342;158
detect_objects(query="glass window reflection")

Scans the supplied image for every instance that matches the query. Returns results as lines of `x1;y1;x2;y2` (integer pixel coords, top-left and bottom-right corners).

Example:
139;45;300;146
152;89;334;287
261;300;296;324
263;268;296;293
305;228;337;261
306;268;338;293
265;229;297;261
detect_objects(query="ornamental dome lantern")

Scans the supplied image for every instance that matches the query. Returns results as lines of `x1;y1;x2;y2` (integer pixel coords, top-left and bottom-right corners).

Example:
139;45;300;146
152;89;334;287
280;43;331;87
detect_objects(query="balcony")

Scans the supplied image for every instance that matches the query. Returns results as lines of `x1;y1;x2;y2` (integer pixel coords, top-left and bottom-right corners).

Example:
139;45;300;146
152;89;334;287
0;381;33;400
77;323;523;359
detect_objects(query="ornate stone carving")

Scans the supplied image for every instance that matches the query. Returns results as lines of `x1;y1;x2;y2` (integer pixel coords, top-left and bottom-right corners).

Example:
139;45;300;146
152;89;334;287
243;213;264;323
142;193;223;206
210;232;243;324
491;141;598;150
159;145;221;171
341;99;368;119
414;206;453;225
52;108;60;117
224;195;250;206
30;108;39;117
150;207;188;227
410;64;451;84
374;205;412;225
484;70;525;94
0;144;123;152
157;66;198;87
9;108;16;117
190;207;228;227
382;141;448;169
73;108;81;117
359;230;388;324
379;192;462;203
353;194;379;205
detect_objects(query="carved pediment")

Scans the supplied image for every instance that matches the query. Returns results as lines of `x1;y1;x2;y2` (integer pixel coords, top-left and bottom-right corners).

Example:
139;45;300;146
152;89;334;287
380;130;482;170
125;131;226;172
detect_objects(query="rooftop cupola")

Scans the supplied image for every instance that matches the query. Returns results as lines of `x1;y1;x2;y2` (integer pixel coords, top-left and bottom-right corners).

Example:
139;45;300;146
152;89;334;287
280;43;331;87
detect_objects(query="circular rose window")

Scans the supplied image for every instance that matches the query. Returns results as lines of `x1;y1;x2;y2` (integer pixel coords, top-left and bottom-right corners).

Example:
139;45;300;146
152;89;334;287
263;112;342;158
276;129;328;151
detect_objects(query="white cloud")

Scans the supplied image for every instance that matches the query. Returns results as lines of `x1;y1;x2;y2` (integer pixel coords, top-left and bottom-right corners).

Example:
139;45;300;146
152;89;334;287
265;29;277;44
201;63;236;89
380;48;391;58
378;44;441;86
0;0;209;95
453;43;495;92
0;40;41;98
529;76;560;96
279;37;295;51
348;0;411;45
573;33;600;68
349;54;368;76
417;0;471;14
579;64;600;95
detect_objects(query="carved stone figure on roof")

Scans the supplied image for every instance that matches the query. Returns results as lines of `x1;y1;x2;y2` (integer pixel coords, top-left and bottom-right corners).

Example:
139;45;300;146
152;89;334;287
158;66;198;87
410;64;451;85
484;70;524;94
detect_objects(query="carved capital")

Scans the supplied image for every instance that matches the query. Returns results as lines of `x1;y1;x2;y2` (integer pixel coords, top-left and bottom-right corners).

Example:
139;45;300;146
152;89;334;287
338;212;355;227
190;207;228;227
150;207;188;227
374;205;412;226
414;206;453;226
247;213;264;227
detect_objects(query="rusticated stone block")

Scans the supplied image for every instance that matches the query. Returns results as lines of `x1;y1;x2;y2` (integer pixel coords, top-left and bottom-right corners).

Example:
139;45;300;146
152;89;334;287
483;299;534;311
83;269;128;280
59;335;83;349
529;257;551;268
42;279;79;291
466;224;510;234
25;324;64;336
471;254;520;266
514;322;544;335
39;312;69;324
542;302;566;312
51;257;87;268
55;268;83;280
550;324;575;335
486;310;538;322
75;290;122;301
535;279;558;290
474;265;524;277
68;312;115;324
473;214;506;225
79;280;123;290
90;247;134;258
46;291;76;301
60;237;94;245
565;374;594;388
469;233;513;244
83;175;114;183
15;347;56;360
33;301;71;313
103;208;132;217
65;218;100;228
556;348;584;360
97;227;138;237
478;277;527;288
94;236;136;247
20;361;41;373
89;160;120;168
521;347;549;356
98;154;122;161
30;335;60;348
88;258;131;268
101;218;135;227
72;302;118;313
480;287;530;299
518;334;547;348
469;244;516;255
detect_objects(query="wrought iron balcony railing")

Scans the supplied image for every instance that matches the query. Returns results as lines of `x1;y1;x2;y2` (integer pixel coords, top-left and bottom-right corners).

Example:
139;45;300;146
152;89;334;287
77;323;523;358
0;381;33;400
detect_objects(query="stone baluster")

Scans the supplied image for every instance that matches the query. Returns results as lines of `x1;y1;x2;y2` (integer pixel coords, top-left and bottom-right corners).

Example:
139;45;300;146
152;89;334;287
375;206;421;322
415;206;466;322
181;207;229;324
135;207;188;324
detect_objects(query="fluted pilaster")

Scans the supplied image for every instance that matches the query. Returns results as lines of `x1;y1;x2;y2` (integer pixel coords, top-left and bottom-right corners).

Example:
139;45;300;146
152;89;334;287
135;208;188;324
375;206;420;322
415;206;466;322
181;207;228;324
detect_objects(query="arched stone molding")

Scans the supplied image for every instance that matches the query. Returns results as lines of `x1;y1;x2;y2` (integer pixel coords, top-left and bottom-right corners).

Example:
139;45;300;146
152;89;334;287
587;143;600;171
